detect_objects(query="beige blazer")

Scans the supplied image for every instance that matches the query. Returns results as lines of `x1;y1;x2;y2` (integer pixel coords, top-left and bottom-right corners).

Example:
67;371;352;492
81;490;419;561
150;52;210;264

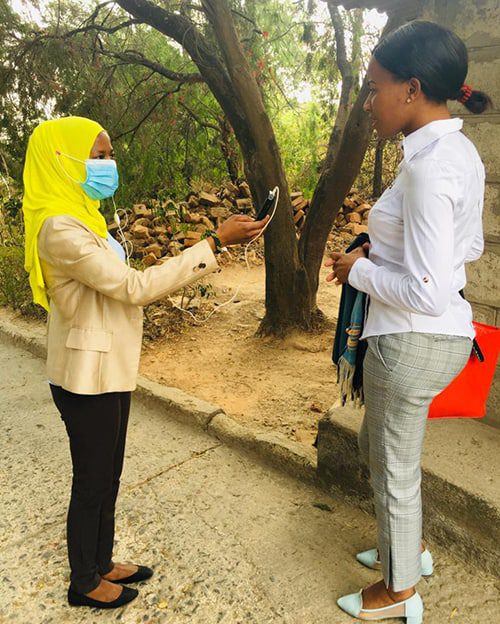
38;215;218;394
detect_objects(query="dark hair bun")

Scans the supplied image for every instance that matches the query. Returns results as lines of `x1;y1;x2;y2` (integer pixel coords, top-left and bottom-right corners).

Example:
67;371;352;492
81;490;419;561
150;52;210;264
463;90;493;114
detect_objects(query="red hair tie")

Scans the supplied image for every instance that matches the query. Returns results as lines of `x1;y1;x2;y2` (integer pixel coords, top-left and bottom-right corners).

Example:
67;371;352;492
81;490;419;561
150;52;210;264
458;84;473;104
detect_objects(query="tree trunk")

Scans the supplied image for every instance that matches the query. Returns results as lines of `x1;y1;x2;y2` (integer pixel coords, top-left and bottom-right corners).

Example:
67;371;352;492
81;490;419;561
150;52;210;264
116;0;314;334
218;117;239;184
200;0;314;335
373;139;385;198
298;13;406;313
298;79;372;307
325;4;356;158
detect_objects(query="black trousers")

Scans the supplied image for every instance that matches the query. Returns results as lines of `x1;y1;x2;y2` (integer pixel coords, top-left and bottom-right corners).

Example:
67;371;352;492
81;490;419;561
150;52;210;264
50;385;131;594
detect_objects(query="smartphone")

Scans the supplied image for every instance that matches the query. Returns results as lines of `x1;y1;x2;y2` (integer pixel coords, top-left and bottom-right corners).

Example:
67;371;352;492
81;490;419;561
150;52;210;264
254;189;277;221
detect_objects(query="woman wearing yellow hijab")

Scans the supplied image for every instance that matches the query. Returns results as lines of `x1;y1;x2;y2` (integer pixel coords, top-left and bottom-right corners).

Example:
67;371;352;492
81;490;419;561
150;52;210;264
22;116;268;610
23;117;109;311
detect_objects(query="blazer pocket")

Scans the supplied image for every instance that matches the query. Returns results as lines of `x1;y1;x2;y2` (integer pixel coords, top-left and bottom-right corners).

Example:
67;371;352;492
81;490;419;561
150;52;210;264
66;328;112;352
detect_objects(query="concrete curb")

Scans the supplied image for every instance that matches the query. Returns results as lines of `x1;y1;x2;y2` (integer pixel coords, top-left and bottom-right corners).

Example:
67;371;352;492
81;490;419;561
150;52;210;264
0;314;47;360
0;315;318;487
208;413;317;483
135;376;224;430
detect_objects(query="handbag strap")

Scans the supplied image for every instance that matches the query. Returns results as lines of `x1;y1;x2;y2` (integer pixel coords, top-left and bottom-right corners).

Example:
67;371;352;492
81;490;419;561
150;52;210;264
459;290;485;362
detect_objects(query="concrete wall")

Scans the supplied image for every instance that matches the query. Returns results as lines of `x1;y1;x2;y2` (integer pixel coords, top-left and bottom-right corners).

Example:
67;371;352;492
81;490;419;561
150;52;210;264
420;0;500;427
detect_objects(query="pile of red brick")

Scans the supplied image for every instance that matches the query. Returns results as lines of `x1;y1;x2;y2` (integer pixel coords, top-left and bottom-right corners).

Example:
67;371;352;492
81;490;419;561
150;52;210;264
107;181;310;266
107;183;371;266
334;190;371;237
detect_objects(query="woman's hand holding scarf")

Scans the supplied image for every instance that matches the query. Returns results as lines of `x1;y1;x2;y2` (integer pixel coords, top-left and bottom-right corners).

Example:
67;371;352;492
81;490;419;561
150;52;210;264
325;243;370;284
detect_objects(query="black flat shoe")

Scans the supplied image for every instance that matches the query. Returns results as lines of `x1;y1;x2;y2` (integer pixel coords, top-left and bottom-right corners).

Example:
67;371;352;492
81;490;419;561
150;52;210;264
67;585;138;609
111;565;154;584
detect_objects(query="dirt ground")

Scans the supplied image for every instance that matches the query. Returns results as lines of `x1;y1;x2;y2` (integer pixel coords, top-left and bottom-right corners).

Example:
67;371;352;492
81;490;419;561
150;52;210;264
1;245;344;448
140;249;342;447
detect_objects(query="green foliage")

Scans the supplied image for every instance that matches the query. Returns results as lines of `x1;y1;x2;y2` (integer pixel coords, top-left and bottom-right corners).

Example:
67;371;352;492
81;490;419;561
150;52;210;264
0;222;45;319
1;1;240;204
1;0;387;233
3;195;21;219
0;245;45;318
0;175;23;247
0;174;44;318
274;102;329;197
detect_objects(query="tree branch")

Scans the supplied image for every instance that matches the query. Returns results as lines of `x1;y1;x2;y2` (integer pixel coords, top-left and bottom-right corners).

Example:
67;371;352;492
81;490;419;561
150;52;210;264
98;49;203;83
326;3;350;79
113;84;182;142
230;8;262;34
23;15;204;88
114;0;249;144
63;18;141;37
110;70;156;131
267;22;303;44
178;101;219;131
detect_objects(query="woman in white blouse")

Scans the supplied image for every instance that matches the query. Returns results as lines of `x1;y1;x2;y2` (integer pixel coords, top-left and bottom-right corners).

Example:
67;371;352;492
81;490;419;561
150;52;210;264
326;20;491;624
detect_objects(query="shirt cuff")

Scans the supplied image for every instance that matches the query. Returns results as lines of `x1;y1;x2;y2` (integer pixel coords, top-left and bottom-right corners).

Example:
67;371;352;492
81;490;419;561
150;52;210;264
348;257;375;292
193;238;220;272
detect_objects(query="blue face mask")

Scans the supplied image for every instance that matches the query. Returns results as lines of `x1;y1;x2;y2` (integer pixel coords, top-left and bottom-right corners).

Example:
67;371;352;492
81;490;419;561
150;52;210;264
56;151;119;200
81;159;119;200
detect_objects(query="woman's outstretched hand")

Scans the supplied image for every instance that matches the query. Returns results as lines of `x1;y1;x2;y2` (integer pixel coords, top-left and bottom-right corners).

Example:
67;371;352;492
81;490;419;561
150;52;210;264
325;242;369;285
215;214;270;247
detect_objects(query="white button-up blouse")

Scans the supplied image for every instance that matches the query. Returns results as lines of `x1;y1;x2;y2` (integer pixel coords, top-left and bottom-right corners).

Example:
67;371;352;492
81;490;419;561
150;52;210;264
348;118;484;340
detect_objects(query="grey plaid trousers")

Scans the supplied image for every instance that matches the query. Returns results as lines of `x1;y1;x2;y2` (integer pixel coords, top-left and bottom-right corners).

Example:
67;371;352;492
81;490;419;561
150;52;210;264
359;332;471;591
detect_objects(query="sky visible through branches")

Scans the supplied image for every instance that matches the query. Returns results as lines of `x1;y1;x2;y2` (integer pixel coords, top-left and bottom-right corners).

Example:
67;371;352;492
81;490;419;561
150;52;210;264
9;0;387;105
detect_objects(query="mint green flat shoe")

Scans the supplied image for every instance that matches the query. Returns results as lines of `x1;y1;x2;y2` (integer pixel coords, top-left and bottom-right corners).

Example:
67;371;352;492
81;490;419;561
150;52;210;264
356;548;434;576
337;589;423;623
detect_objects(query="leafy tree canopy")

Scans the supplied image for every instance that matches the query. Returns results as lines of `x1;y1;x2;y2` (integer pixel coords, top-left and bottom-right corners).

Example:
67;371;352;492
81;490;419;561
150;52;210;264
1;0;375;208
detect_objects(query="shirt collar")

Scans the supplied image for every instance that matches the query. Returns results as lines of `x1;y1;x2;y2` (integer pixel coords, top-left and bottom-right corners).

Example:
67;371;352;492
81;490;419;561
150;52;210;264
401;118;463;162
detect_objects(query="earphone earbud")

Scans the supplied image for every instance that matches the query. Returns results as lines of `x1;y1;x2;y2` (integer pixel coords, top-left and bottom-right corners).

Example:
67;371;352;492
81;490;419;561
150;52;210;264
114;212;120;227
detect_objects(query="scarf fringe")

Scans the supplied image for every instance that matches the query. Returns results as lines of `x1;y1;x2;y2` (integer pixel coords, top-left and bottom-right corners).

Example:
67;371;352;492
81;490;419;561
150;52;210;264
338;356;364;408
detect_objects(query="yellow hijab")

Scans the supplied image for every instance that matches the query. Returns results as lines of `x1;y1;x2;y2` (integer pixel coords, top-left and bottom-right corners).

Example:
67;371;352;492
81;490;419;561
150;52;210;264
22;116;109;311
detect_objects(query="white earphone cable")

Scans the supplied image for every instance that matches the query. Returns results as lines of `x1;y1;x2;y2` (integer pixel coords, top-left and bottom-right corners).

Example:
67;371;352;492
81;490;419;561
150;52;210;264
169;186;280;324
112;197;133;266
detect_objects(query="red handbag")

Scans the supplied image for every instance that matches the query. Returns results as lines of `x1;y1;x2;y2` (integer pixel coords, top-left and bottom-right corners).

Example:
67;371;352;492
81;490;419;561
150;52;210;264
428;321;500;419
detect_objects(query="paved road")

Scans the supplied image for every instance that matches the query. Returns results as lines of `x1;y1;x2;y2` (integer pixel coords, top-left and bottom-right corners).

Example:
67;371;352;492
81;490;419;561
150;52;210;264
0;338;498;624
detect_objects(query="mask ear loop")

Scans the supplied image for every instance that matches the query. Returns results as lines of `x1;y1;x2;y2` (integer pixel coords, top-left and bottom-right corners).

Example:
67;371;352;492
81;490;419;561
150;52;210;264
56;152;130;264
55;150;85;185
